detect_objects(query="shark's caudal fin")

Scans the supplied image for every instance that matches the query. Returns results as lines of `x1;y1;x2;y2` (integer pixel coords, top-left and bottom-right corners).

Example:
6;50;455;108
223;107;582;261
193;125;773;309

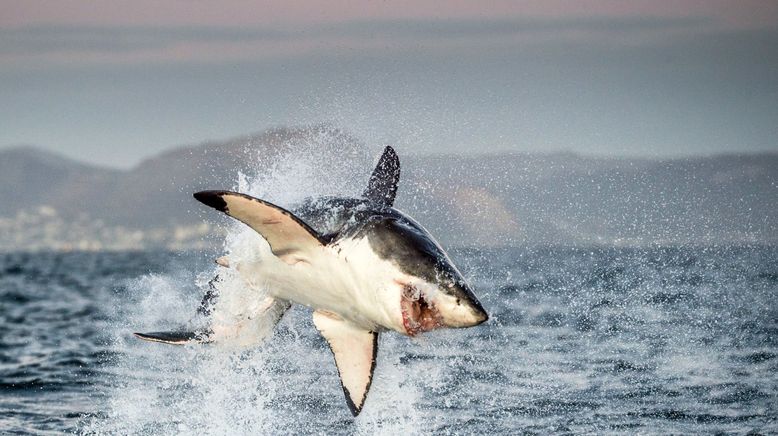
313;310;378;416
135;272;291;347
194;191;326;263
133;331;207;345
135;297;290;346
363;146;400;207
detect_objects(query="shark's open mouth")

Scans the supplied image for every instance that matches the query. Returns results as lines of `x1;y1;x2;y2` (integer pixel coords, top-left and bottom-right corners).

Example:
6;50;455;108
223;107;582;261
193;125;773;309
400;285;443;336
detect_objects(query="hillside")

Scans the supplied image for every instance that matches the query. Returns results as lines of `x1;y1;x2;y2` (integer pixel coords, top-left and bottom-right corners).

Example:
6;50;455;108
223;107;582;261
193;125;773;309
1;127;775;250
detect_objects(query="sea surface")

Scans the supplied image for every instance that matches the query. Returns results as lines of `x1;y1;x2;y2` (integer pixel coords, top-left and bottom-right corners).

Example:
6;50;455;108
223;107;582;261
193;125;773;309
0;246;776;435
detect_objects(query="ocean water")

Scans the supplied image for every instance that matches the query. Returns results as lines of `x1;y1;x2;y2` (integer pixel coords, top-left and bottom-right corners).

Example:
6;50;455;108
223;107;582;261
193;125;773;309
0;246;776;435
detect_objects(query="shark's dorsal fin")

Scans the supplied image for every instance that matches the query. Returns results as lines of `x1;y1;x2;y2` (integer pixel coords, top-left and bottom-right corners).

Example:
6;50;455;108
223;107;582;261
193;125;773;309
312;310;378;416
363;146;400;207
194;191;325;262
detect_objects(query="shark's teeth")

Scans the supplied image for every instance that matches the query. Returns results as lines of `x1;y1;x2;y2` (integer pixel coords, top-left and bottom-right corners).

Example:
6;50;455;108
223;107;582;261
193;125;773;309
400;285;443;336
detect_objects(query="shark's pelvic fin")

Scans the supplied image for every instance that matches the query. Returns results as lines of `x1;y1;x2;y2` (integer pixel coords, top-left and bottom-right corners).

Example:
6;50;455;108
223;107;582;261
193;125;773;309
215;255;230;268
363;146;400;207
133;331;208;345
194;191;325;263
313;310;378;416
205;296;291;345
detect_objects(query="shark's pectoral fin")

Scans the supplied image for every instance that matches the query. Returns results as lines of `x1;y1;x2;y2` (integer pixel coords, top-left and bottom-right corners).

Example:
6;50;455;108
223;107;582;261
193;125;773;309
194;190;325;263
313;310;378;416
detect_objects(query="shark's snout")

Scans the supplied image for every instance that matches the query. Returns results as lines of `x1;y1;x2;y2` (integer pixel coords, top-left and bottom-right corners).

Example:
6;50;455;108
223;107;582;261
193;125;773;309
442;282;489;328
463;292;489;326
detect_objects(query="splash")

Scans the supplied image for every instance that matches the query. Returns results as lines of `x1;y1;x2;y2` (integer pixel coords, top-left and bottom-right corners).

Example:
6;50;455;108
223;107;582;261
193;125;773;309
81;131;432;434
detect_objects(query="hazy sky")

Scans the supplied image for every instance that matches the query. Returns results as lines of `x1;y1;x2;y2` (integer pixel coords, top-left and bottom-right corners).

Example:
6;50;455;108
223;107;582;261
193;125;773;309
2;1;777;168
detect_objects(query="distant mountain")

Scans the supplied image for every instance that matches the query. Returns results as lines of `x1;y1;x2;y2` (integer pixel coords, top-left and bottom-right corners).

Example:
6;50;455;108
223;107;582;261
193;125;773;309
400;153;777;246
0;145;121;219
1;126;775;250
99;125;367;228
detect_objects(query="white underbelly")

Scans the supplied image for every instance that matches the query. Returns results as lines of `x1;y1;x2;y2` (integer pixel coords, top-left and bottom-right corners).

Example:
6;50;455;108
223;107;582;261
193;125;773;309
240;237;406;332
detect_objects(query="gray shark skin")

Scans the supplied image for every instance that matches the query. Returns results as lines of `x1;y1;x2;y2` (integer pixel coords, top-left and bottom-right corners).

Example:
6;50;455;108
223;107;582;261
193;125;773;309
135;146;489;416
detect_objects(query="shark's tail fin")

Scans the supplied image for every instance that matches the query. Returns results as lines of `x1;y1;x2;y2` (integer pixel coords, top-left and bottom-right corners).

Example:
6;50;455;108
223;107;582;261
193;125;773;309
134;273;290;347
134;274;220;345
133;331;208;345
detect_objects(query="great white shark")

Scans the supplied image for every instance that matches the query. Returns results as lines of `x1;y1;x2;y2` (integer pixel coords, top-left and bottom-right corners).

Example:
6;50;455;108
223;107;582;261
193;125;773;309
135;146;489;415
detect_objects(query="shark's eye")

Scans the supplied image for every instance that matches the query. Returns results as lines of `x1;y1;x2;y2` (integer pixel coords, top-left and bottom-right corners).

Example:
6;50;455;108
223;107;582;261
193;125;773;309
456;298;461;305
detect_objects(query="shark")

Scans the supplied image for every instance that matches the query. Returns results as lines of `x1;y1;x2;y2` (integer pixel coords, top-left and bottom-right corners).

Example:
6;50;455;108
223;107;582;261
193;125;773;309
135;146;489;415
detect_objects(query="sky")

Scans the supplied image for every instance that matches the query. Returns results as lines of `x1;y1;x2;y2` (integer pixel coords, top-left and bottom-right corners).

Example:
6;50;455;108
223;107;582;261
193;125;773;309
1;1;777;168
